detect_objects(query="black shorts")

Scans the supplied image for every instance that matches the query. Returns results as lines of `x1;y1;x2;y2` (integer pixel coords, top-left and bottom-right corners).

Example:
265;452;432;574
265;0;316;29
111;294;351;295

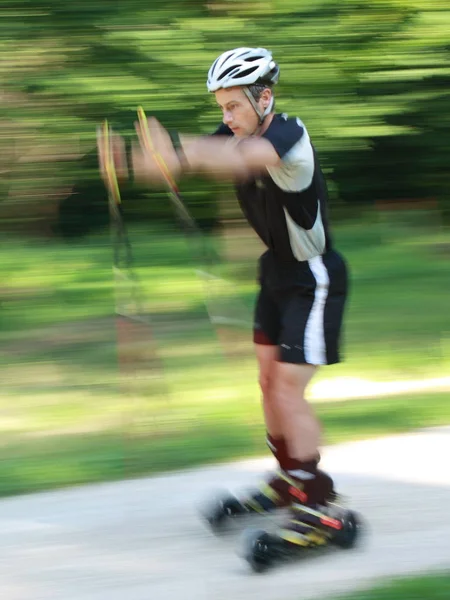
253;250;348;365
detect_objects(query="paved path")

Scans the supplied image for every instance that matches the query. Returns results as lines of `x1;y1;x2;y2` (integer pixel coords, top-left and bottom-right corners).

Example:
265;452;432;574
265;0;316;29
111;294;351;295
1;427;449;600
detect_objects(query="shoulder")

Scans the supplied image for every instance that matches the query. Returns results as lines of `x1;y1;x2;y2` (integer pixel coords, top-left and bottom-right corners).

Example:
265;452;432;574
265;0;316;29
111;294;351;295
265;115;315;191
262;114;307;159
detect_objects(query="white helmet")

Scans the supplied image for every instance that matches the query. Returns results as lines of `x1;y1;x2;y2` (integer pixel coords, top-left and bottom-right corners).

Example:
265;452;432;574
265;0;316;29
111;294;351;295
207;47;279;92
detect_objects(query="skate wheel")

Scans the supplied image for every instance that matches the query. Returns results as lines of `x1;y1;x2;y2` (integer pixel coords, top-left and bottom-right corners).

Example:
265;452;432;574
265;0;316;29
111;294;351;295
332;510;361;549
201;492;245;532
242;529;278;573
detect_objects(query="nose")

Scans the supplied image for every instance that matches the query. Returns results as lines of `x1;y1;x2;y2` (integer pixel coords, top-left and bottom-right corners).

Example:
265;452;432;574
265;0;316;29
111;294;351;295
223;110;233;125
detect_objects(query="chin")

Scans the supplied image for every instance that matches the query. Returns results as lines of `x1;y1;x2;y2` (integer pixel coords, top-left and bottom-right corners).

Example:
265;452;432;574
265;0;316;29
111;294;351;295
234;129;248;138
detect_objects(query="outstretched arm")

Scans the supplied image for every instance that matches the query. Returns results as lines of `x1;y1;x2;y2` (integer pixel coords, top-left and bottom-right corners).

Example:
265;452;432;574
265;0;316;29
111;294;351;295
180;133;280;179
130;117;280;185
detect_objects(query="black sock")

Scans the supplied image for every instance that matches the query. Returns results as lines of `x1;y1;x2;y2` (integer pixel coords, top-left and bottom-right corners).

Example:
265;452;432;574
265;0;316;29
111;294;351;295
266;433;289;465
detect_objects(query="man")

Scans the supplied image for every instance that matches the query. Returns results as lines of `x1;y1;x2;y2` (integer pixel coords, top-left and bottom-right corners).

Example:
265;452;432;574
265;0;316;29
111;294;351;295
98;47;349;548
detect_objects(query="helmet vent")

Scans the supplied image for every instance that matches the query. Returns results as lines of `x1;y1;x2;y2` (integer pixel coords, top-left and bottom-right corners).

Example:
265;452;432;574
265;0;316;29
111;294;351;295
217;65;241;81
232;66;259;79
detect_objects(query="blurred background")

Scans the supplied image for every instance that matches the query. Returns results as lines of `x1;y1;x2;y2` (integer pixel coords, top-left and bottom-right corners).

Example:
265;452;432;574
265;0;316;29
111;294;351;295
1;0;449;497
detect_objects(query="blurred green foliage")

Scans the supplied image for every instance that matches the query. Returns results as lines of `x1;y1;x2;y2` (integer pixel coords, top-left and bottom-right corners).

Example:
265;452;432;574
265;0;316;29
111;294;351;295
1;0;450;235
1;2;449;496
0;220;449;495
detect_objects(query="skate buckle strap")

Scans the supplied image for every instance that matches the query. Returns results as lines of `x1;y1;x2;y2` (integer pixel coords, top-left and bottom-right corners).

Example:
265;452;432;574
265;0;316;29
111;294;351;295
319;515;343;530
278;469;303;487
279;529;328;547
288;485;308;504
259;483;284;504
292;503;343;531
292;502;325;516
244;484;283;513
276;470;309;503
291;520;318;531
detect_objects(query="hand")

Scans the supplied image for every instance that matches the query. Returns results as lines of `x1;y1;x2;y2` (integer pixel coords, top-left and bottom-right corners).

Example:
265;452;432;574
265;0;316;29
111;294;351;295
96;124;129;191
132;115;181;187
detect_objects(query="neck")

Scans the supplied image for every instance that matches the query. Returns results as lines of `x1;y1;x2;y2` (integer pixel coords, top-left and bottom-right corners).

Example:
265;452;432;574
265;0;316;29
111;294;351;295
257;112;275;136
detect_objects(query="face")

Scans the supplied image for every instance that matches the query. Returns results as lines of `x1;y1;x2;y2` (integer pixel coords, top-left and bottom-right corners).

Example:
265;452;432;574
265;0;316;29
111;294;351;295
214;87;271;137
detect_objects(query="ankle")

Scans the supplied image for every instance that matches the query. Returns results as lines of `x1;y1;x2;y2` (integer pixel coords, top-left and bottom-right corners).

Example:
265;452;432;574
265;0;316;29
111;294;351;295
266;433;289;466
283;456;319;479
279;455;335;506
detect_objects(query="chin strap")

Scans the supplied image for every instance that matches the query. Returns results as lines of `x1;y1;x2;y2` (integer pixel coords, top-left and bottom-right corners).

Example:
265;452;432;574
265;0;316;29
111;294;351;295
242;87;274;136
242;86;274;126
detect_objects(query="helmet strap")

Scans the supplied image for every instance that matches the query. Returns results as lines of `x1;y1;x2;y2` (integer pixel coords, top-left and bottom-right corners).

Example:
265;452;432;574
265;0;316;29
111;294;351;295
242;87;274;133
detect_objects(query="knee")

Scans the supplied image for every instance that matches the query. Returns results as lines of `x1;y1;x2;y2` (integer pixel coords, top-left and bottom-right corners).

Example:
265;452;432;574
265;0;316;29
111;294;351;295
273;372;308;415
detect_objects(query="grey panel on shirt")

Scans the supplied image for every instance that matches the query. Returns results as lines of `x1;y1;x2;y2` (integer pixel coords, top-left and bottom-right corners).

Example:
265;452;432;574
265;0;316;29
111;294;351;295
283;202;326;261
265;117;325;260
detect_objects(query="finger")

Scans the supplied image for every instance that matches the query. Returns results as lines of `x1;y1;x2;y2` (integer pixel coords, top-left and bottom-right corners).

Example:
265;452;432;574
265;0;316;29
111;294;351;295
132;125;169;188
137;110;166;159
147;116;170;151
136;112;176;185
134;120;154;158
134;120;146;153
136;108;156;155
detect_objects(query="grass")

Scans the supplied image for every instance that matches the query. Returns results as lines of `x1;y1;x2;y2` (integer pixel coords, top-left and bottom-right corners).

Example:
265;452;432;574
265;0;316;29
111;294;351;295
0;389;448;497
329;572;450;600
0;215;449;496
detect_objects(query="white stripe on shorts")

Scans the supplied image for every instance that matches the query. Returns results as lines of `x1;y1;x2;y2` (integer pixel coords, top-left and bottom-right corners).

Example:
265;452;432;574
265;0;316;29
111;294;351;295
304;255;330;365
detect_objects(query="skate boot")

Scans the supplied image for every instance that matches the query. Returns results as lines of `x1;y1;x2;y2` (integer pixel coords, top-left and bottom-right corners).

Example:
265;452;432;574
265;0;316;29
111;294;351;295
243;500;361;572
201;470;292;532
202;469;338;532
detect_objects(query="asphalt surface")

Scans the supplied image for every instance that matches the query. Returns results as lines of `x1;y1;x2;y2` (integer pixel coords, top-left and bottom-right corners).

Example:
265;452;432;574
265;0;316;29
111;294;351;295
1;427;449;600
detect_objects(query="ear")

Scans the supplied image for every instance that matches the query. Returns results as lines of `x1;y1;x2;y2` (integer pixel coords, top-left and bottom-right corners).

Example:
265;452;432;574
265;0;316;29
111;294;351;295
261;87;272;106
